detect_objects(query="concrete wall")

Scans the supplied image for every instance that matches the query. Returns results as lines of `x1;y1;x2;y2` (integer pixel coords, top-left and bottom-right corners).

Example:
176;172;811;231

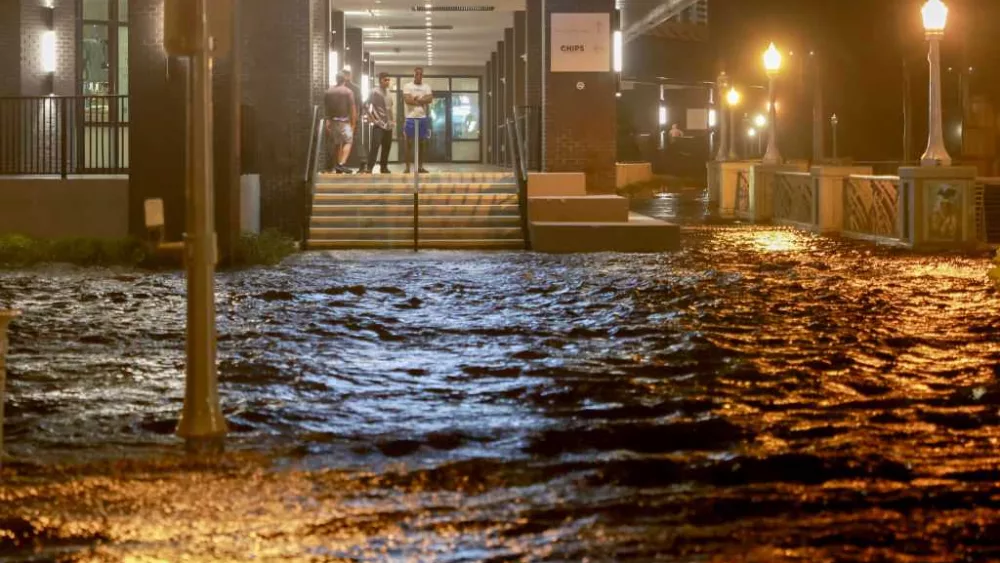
0;177;129;238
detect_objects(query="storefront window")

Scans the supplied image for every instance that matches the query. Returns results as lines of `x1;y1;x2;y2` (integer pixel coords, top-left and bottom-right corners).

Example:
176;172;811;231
79;0;128;96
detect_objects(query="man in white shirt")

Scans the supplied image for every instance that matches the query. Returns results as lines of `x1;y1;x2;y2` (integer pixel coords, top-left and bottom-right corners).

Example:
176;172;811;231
402;67;433;174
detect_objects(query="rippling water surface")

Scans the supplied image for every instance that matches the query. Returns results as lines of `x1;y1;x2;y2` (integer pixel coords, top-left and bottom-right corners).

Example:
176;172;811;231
3;202;1000;561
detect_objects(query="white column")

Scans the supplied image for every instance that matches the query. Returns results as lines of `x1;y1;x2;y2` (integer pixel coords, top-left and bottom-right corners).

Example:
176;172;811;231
715;72;729;162
762;74;782;164
921;34;952;166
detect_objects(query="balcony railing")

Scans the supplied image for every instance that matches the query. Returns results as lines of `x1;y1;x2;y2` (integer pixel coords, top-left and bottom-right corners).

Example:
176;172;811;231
0;95;129;177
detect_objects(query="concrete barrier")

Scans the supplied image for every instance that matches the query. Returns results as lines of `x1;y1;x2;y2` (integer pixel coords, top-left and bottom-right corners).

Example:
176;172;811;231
811;165;873;234
528;195;629;223
527;172;586;197
0;310;19;468
0;176;129;238
616;162;653;189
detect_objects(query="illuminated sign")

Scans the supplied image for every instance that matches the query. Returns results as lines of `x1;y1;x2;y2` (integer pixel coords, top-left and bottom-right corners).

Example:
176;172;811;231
550;13;610;73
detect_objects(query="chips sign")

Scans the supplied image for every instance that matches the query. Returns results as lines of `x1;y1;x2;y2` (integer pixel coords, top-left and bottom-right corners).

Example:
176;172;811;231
550;13;611;73
164;0;232;58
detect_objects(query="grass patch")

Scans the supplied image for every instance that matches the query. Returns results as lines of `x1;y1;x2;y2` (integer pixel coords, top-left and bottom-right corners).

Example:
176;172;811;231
0;234;148;268
0;230;298;269
231;229;298;267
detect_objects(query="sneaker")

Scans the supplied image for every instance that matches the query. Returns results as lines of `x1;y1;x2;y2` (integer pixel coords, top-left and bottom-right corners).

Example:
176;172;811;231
379;167;391;174
404;167;412;174
335;165;349;174
417;167;429;174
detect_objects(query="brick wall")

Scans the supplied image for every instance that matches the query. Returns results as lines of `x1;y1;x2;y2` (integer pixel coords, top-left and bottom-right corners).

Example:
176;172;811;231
20;0;76;96
0;1;22;96
241;0;316;237
543;0;617;193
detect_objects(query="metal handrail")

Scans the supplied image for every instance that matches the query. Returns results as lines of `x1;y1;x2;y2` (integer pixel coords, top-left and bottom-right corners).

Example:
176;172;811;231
302;105;323;245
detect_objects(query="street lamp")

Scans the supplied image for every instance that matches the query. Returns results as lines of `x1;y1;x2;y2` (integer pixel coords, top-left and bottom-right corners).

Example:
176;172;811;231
762;42;783;164
726;86;741;160
920;0;951;166
830;113;839;159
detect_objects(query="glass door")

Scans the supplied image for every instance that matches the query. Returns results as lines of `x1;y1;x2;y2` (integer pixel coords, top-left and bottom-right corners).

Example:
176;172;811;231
425;94;449;162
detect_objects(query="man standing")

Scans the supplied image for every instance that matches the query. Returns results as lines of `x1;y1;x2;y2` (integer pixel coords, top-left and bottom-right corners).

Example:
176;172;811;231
324;72;356;174
365;73;395;174
340;68;366;173
402;67;433;174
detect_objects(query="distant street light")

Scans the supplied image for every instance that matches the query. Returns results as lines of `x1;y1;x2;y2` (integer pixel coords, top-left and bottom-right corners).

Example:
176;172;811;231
753;114;767;129
920;0;951;166
830;113;839;159
726;87;741;160
762;42;783;164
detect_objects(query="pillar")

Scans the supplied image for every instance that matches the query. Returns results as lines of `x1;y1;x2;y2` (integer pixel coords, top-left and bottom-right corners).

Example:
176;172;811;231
486;58;494;164
129;0;188;240
514;11;526;109
525;0;542;170
345;27;363;167
496;40;506;165
543;0;617;193
899;166;980;250
504;27;515;119
213;1;241;263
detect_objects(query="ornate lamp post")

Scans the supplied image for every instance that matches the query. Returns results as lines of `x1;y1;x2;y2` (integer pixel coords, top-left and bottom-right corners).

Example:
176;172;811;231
762;42;783;164
726;87;741;161
830;113;839;159
920;0;951;166
715;72;730;161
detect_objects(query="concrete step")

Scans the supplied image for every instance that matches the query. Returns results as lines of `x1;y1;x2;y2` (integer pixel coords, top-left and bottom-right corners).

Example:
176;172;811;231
530;217;681;253
307;238;525;250
310;203;521;217
528;195;629;223
311;215;521;228
317;172;515;184
313;193;519;206
309;226;523;241
315;182;519;195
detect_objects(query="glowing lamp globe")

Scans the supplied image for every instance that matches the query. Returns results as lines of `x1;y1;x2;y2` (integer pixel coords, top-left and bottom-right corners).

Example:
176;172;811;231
921;0;948;33
726;87;741;107
753;114;766;128
763;43;782;73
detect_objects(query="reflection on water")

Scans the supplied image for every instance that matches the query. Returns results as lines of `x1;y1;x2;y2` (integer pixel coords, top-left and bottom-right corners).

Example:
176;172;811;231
2;203;1000;560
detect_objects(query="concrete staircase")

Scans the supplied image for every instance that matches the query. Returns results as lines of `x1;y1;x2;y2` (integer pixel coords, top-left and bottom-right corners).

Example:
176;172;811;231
308;171;525;249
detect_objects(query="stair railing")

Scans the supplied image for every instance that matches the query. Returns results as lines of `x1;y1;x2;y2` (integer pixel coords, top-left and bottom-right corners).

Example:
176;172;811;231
412;118;422;251
505;109;532;250
303;105;324;247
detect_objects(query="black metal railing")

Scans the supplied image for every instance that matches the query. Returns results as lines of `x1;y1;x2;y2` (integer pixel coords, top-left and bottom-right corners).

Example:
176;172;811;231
0;95;129;177
501;108;531;250
302;105;324;245
978;177;1000;244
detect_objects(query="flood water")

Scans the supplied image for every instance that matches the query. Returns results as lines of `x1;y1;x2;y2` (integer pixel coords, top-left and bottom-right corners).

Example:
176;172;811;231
3;199;1000;561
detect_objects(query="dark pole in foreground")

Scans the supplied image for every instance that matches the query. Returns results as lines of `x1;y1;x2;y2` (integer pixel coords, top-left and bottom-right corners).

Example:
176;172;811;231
831;114;839;160
166;0;228;452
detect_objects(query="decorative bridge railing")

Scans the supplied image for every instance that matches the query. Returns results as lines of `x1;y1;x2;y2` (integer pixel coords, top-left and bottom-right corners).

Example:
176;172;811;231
773;171;814;227
735;169;750;214
842;174;908;244
0;95;129;176
979;177;1000;244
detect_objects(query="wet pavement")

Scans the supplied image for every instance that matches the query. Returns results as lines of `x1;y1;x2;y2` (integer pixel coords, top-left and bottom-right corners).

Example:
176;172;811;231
2;195;1000;561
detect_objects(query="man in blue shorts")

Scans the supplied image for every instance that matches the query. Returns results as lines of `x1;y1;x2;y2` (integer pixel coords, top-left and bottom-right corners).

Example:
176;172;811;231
402;67;433;174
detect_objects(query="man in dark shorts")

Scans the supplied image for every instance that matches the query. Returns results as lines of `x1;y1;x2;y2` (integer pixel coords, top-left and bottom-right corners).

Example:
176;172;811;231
364;72;395;174
324;72;356;174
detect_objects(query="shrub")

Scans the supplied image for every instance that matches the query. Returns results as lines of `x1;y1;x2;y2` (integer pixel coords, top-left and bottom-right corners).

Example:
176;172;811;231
0;234;148;268
231;229;298;267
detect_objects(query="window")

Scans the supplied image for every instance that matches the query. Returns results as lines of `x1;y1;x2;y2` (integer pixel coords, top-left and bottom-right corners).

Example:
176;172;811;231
79;0;127;96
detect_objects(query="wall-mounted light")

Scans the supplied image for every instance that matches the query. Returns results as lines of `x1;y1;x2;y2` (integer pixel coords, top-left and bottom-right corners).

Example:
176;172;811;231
613;30;623;73
361;73;370;101
708;109;717;128
658;105;667;127
41;30;57;73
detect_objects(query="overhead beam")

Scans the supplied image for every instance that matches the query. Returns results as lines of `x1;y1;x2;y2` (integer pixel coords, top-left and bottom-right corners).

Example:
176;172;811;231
622;0;701;43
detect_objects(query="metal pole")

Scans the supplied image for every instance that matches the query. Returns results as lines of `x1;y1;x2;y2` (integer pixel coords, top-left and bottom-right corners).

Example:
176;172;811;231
728;106;738;161
0;310;19;470
413;119;420;252
177;0;227;452
715;72;729;161
763;73;782;164
832;117;839;160
921;33;951;166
